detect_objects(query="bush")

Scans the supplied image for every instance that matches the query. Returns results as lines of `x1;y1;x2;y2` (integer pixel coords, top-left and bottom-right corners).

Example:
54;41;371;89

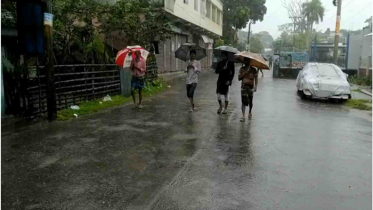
348;75;372;86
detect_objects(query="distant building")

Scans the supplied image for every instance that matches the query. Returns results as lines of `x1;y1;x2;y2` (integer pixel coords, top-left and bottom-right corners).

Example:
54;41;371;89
159;0;222;72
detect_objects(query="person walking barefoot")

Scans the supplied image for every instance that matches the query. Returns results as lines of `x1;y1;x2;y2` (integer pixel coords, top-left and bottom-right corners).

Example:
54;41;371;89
185;50;201;112
215;52;235;114
130;50;147;109
238;59;258;122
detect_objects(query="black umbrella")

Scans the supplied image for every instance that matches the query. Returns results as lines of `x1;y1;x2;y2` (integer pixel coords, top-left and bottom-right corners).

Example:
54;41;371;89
213;46;240;63
175;43;207;62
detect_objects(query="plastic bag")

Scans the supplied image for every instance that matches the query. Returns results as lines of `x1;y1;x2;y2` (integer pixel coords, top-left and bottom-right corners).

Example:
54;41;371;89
70;105;80;110
103;94;112;102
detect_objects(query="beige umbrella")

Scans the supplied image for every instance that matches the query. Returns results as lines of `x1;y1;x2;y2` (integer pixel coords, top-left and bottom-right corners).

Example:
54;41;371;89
235;51;270;70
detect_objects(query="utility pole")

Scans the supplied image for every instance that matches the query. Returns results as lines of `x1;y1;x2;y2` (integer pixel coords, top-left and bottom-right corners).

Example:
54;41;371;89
44;0;57;121
333;0;342;65
247;22;251;51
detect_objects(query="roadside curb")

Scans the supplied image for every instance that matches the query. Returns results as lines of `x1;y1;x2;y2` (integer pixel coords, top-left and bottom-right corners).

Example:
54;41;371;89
360;89;372;97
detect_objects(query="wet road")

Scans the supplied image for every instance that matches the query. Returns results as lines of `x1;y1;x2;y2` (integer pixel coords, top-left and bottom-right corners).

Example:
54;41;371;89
2;69;372;210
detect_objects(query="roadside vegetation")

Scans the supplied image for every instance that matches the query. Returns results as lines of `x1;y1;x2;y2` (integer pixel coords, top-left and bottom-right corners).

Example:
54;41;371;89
57;79;167;120
346;99;372;111
348;75;372;86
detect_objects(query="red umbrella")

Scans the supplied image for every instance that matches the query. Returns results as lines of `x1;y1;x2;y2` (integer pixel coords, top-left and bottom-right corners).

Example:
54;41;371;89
116;45;149;68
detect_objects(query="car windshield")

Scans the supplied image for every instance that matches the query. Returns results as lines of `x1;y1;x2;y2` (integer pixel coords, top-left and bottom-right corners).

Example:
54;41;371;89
308;65;340;78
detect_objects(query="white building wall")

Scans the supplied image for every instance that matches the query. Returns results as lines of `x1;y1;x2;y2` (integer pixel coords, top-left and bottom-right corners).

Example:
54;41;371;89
164;0;223;36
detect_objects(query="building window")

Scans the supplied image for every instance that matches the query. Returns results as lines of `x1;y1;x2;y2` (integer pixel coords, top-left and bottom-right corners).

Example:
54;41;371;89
184;0;188;4
194;0;198;11
206;0;211;19
217;10;221;25
212;5;216;22
200;0;206;16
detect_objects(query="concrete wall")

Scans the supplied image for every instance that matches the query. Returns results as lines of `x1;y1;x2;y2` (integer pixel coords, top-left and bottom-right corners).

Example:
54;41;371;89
347;33;362;70
358;27;372;77
360;27;372;68
164;0;223;36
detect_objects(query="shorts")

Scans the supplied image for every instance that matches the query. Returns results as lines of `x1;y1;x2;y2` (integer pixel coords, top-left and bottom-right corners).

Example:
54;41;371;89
216;83;230;95
241;85;254;106
186;83;197;98
217;87;230;101
131;77;145;89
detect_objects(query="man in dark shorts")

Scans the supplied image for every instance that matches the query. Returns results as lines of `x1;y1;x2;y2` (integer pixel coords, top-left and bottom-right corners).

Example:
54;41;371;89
130;50;147;109
215;51;235;114
185;50;201;112
238;58;258;122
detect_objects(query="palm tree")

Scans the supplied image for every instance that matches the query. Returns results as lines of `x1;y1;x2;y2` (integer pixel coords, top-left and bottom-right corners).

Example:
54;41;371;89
302;0;325;33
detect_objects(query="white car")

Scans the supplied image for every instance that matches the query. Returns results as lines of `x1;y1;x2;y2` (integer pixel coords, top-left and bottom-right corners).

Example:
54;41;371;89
296;63;351;100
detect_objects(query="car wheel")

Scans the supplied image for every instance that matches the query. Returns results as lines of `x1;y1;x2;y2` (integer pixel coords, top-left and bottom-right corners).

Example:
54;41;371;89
300;91;307;99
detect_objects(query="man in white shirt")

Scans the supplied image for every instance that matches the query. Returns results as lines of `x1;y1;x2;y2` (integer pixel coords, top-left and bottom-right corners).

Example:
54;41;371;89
185;50;201;112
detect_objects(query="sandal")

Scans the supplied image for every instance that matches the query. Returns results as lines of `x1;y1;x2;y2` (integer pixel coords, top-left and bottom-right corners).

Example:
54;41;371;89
240;117;245;122
217;108;222;114
249;113;252;119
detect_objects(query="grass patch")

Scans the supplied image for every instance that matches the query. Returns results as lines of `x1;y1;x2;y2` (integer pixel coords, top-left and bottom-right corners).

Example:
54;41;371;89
57;79;168;121
352;89;363;93
346;99;372;110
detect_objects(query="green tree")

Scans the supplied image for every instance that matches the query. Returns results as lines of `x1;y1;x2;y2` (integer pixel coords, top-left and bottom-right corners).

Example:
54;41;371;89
250;36;264;53
221;0;267;45
365;16;372;28
51;0;172;64
100;0;172;49
215;39;225;47
272;32;293;53
52;0;103;64
256;31;274;48
302;0;325;33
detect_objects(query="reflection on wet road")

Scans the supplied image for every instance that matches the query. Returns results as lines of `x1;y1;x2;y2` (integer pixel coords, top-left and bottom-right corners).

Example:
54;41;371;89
2;69;371;210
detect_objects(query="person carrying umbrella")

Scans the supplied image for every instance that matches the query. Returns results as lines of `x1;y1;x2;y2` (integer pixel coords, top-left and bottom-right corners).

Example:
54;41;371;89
185;50;201;112
215;51;235;114
130;50;147;109
238;57;258;122
235;51;269;121
175;43;206;112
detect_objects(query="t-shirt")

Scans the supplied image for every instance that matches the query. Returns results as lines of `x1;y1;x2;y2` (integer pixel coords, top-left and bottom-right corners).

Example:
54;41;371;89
186;60;201;84
216;60;235;85
239;66;258;86
131;58;147;77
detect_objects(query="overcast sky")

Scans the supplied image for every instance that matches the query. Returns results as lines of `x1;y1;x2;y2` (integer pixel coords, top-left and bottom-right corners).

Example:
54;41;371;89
245;0;373;39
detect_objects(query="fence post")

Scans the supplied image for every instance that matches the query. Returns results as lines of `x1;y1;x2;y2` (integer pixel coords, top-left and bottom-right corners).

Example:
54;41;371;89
120;67;132;97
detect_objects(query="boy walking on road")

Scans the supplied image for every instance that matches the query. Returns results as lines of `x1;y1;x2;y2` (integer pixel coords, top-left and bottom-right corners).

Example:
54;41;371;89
185;50;201;112
216;52;235;114
238;60;258;122
130;50;147;109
